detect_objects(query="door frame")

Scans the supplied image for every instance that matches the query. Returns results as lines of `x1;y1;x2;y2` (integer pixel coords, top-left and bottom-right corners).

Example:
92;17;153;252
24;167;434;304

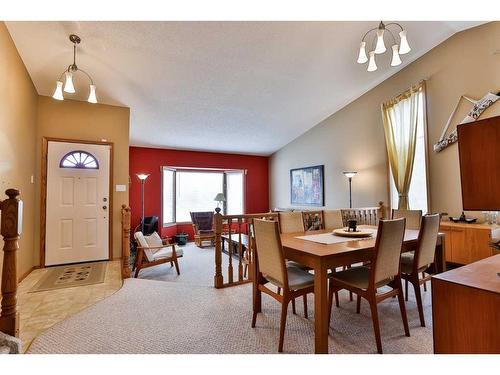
40;137;114;267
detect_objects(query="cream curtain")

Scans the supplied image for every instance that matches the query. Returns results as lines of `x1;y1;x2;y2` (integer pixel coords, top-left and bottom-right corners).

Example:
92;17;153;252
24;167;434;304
382;81;424;209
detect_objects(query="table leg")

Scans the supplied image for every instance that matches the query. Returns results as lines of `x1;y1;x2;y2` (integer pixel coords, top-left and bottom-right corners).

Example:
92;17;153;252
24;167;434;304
435;236;447;273
313;262;329;354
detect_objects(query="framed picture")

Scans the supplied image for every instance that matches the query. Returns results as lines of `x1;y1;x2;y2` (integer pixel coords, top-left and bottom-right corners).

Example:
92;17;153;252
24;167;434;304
290;165;324;206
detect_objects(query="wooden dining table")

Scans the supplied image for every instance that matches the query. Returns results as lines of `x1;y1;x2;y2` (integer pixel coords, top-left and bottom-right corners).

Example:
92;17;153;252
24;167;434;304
275;227;446;354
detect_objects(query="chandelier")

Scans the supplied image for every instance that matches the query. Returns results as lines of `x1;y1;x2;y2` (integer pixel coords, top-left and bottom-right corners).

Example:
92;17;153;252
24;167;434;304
357;21;411;72
52;34;97;103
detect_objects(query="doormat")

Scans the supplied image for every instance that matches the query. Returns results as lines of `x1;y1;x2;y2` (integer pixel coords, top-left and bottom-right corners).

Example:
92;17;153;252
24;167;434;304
30;262;107;293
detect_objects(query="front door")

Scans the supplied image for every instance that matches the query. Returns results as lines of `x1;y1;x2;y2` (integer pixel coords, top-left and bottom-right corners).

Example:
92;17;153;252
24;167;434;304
45;141;111;266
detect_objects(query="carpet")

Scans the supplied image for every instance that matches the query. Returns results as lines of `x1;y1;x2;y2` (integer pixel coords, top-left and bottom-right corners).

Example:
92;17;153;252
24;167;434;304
28;244;434;354
30;262;107;293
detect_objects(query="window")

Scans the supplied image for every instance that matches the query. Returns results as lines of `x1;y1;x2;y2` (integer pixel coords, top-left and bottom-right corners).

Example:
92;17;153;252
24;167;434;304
162;168;245;225
60;151;99;169
388;87;429;213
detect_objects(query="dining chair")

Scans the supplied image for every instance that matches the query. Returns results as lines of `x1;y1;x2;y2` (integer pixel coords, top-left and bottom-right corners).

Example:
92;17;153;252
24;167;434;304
392;209;422;230
400;213;440;327
323;209;344;230
328;218;410;354
278;211;305;233
252;219;315;352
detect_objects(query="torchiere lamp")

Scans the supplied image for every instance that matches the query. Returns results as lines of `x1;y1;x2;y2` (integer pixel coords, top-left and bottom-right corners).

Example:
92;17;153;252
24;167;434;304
136;173;150;232
343;171;357;208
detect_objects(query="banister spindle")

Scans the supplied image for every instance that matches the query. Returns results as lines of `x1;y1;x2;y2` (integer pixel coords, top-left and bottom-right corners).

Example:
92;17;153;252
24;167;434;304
214;208;223;288
227;218;233;284
237;218;243;281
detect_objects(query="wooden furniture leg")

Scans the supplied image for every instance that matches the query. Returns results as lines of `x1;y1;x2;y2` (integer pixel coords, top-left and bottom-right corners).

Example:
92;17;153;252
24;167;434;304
291;298;296;314
368;296;382;354
314;262;329;354
278;295;290;352
356;294;361;313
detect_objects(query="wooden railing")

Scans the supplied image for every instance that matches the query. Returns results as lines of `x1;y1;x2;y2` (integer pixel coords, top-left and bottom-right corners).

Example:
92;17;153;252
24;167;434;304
121;205;131;279
214;209;278;288
0;189;22;337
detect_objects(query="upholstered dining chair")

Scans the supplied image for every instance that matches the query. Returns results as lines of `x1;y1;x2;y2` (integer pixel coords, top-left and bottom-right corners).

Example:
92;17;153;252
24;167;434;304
190;211;215;248
322;209;344;230
133;231;183;277
278;211;305;233
328;218;410;354
392;209;422;230
252;219;315;353
400;213;440;327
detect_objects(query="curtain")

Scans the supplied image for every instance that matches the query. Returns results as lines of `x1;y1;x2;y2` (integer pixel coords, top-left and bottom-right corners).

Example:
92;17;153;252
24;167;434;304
382;81;424;209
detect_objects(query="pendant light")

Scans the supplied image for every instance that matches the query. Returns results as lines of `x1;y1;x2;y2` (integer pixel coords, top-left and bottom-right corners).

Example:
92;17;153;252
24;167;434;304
356;21;411;72
52;34;98;103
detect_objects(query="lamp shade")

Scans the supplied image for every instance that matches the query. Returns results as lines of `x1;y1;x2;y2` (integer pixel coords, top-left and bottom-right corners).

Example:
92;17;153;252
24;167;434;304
52;81;64;100
343;171;357;178
391;45;402;66
214;193;226;202
63;71;75;93
374;29;386;54
367;51;377;72
88;84;97;104
399;30;411;54
357;41;368;64
136;173;150;181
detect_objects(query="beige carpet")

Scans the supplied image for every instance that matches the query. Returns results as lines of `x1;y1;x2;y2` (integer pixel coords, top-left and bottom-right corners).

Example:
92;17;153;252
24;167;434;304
28;244;434;354
30;262;107;293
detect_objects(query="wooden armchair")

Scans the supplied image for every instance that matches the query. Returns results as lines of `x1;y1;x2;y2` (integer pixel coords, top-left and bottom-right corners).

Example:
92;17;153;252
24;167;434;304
133;231;183;277
190;211;216;248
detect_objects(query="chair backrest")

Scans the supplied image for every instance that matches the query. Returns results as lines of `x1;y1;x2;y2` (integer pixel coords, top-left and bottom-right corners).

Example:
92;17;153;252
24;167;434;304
415;214;441;270
134;231;155;262
323;210;344;230
372;218;406;285
141;216;159;235
302;211;323;231
392;209;422;230
278;211;305;233
253;219;287;287
190;211;214;231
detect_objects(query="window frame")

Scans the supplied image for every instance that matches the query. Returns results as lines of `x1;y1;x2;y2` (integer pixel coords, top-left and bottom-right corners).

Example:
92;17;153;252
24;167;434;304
385;83;431;213
161;166;246;226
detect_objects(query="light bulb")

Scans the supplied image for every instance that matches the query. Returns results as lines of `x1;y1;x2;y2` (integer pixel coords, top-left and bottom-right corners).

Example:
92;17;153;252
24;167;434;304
63;71;75;93
88;84;97;104
391;45;402;66
357;41;368;64
399;30;411;54
367;51;377;72
52;81;64;100
374;29;386;54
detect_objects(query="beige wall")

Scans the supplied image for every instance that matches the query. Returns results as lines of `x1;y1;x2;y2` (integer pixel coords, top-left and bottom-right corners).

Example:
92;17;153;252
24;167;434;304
0;22;38;282
270;22;500;218
35;96;130;262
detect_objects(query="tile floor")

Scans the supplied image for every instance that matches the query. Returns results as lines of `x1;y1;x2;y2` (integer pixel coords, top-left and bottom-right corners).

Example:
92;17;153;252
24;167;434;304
17;260;122;352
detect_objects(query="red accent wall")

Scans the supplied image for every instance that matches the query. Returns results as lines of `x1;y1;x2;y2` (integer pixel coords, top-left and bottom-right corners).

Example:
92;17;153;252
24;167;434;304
129;147;269;239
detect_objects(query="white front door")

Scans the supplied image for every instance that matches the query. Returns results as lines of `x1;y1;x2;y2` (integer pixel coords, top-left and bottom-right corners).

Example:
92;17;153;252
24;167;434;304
45;141;111;266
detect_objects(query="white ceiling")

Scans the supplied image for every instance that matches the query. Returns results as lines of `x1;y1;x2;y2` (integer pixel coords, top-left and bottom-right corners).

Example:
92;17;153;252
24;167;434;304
6;21;483;155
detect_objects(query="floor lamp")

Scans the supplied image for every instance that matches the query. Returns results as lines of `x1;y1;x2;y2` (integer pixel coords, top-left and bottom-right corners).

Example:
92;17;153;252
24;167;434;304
136;173;150;233
343;171;357;208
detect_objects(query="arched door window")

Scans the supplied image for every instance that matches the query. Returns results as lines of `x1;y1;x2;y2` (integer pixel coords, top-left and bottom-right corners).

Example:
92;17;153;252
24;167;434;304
60;151;99;169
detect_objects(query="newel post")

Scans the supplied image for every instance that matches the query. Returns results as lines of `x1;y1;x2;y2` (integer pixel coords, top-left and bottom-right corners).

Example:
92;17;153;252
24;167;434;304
214;208;223;288
0;189;22;337
121;205;131;279
378;201;386;220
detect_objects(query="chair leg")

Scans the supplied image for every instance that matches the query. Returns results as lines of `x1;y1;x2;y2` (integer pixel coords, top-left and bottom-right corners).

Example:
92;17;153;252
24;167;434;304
412;278;426;327
278;299;290;353
291;298;296;314
397;279;411;336
252;284;260;328
422;272;427;292
173;258;180;275
356;294;361;314
405;279;409;301
277;287;281;295
170;261;173;267
303;294;308;319
134;267;140;278
349;291;353;302
335;291;340;307
244;264;248;278
368;298;383;354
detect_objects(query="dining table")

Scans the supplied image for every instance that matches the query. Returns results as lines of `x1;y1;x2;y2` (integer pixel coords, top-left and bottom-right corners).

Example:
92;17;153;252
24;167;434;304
272;226;446;354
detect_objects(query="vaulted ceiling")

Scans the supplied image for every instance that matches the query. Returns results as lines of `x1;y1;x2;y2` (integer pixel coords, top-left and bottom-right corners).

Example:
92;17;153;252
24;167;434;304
6;21;483;155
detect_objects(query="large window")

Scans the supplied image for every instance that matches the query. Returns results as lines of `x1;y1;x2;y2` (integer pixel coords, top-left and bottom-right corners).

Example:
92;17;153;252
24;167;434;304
162;168;245;225
388;87;429;213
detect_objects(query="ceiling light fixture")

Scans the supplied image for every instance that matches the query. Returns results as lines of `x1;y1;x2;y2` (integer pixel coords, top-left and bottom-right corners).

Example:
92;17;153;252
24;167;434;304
357;22;411;72
52;34;98;104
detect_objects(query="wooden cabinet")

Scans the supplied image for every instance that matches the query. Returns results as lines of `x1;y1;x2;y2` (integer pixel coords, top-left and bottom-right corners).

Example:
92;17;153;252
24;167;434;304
440;222;497;265
432;254;500;353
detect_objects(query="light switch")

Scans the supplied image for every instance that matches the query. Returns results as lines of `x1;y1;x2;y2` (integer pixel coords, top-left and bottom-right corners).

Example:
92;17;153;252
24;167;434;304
115;184;126;192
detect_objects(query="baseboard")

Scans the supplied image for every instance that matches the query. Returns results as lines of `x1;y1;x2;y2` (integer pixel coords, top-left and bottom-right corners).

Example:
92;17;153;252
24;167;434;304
18;266;39;283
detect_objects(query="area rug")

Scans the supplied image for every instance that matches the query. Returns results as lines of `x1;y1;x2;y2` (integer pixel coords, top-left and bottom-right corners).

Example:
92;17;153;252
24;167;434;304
29;262;107;293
